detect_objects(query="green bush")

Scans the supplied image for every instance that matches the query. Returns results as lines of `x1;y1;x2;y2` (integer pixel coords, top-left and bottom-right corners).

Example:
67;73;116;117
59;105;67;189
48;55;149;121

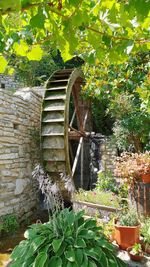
141;217;150;245
118;210;139;227
0;214;19;234
10;209;126;267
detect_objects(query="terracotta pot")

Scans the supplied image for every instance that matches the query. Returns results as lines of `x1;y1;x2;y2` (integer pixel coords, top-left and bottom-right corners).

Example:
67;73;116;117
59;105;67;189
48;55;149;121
127;247;144;262
141;173;150;184
114;222;140;250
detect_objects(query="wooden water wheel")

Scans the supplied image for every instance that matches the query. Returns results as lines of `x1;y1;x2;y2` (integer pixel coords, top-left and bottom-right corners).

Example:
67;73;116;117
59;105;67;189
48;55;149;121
41;68;91;199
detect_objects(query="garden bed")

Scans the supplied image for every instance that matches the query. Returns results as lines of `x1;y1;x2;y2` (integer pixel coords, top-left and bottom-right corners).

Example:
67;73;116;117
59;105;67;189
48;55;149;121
73;200;120;218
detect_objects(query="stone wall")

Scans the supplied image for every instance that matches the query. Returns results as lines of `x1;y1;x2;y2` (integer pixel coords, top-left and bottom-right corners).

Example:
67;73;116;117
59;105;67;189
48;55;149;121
100;137;117;174
0;88;43;221
0;75;24;90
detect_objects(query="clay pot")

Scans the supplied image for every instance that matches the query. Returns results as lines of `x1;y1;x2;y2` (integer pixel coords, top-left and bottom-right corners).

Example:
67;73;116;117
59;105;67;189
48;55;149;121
114;222;140;250
127;247;144;262
141;173;150;184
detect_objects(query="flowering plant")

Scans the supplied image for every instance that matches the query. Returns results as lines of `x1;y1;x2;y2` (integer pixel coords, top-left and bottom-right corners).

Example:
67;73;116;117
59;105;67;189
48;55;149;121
114;151;150;183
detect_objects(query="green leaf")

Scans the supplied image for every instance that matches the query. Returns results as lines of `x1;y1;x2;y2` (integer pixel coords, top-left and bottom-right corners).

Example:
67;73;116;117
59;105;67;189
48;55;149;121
27;45;43;61
85;248;100;261
52;238;63;253
22;256;35;267
61;42;73;62
48;256;62;267
75;248;83;265
74;238;86;248
100;251;108;267
79;229;95;239
31;236;46;252
30;8;46;29
33;252;47;267
65;246;76;262
13;40;28;57
126;41;134;54
0;0;21;11
81;253;88;267
11;241;27;260
0;55;7;73
88;260;97;267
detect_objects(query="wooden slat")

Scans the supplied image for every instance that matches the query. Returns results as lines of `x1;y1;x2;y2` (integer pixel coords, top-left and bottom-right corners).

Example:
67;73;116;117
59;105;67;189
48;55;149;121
43;106;65;111
42;118;64;123
45;95;66;100
47;86;66;90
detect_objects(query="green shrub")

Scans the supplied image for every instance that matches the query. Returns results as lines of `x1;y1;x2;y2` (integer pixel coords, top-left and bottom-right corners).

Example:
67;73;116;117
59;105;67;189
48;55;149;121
96;171;118;194
10;209;126;267
118;210;139;226
141;217;150;245
0;214;19;234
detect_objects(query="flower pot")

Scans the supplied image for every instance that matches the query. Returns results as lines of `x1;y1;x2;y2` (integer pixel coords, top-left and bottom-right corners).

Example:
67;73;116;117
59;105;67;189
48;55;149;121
114;222;140;250
141;173;150;184
127;247;144;262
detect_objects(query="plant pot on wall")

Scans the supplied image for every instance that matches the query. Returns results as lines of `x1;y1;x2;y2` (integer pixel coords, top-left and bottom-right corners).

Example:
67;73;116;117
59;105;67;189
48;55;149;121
141;173;150;184
114;222;140;250
127;247;144;262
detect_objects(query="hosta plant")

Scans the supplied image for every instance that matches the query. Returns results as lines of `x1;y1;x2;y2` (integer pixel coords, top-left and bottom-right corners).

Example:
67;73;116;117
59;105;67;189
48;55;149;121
10;209;126;267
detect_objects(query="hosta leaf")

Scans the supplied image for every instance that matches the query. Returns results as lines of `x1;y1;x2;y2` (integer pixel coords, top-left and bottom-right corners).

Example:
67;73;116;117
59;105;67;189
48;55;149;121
31;236;46;252
24;228;37;239
48;256;62;267
52;238;63;253
88;260;97;267
33;252;47;267
27;46;43;61
22;256;35;267
11;241;28;259
79;230;95;239
100;251;108;267
85;248;100;261
75;248;83;265
74;238;86;248
65;247;75;262
84;219;97;229
81;253;88;267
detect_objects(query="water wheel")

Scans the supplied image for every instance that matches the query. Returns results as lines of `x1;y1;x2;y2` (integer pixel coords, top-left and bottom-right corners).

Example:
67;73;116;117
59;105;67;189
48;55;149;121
41;68;91;200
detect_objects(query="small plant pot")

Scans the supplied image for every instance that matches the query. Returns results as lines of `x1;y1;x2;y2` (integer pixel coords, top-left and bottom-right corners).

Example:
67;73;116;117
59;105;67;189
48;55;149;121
127;247;144;262
141;173;150;184
114;221;140;250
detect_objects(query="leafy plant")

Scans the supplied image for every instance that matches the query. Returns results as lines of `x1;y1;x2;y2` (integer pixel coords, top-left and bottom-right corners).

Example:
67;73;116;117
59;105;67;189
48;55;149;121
0;214;19;234
117;210;139;227
141;217;150;245
0;1;149;74
10;208;127;267
73;189;120;208
130;243;143;256
115;151;150;185
96;171;118;194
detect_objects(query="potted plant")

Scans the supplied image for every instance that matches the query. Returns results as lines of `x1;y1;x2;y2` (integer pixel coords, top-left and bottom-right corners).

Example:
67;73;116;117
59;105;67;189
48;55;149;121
115;151;150;184
127;243;144;262
141;217;150;254
114;210;140;250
